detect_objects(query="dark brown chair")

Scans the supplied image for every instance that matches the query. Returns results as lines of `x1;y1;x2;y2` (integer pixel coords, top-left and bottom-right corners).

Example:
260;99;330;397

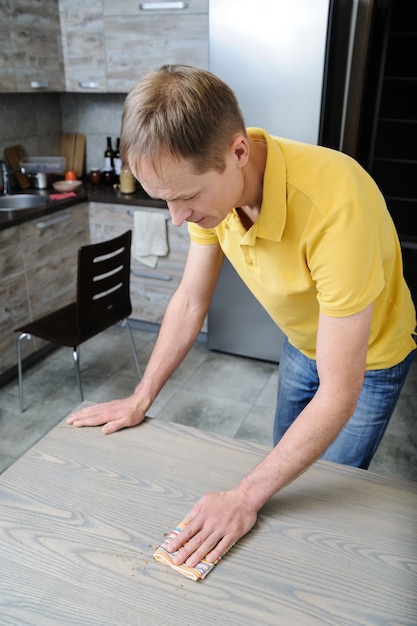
16;230;141;412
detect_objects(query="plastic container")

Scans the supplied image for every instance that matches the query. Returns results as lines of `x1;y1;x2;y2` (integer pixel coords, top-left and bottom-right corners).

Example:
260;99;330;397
19;156;66;174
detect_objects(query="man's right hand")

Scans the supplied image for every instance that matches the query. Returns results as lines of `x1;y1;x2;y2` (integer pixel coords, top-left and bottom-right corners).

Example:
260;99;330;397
66;395;146;435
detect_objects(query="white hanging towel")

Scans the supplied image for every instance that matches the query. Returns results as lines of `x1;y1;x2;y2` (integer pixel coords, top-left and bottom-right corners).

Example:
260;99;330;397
133;210;168;268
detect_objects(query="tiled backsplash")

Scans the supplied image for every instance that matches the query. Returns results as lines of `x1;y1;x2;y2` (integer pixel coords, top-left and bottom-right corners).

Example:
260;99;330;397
60;92;126;172
0;91;126;176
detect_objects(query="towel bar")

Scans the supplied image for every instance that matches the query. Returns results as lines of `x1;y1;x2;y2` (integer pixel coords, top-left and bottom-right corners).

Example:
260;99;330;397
127;209;170;220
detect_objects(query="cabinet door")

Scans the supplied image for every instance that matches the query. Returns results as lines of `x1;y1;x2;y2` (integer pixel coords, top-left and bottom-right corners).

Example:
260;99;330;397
104;0;209;93
0;226;31;375
59;0;107;92
3;0;64;92
20;204;90;351
0;22;17;91
89;202;190;324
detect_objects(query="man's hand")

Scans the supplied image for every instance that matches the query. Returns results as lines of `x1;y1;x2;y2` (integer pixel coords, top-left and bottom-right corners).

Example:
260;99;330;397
168;489;258;567
66;395;146;434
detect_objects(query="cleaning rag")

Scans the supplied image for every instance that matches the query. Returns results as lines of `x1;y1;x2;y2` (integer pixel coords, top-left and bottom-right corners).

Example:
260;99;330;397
153;521;233;581
49;191;77;201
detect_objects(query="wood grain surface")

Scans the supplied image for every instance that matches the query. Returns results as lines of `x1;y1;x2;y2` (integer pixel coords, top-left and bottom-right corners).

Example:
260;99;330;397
0;414;416;625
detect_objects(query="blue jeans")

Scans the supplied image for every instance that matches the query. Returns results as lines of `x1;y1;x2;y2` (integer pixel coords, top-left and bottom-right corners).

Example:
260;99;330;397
273;338;416;469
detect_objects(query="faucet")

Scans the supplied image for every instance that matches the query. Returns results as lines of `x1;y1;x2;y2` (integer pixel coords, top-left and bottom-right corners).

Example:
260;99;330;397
0;160;20;194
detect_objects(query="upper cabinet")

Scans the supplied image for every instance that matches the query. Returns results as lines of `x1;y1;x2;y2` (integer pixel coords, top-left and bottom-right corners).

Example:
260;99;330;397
103;0;209;92
0;0;65;92
59;0;208;93
1;0;208;93
58;0;107;92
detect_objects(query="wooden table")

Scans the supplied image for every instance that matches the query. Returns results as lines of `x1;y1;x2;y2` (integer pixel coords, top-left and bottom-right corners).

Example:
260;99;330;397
1;415;416;625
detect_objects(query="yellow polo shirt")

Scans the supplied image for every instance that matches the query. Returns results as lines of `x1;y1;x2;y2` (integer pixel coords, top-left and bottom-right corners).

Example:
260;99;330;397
188;128;416;369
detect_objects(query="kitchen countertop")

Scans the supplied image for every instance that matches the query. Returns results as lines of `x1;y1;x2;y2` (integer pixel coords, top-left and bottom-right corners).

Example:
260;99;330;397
0;411;416;624
0;182;166;232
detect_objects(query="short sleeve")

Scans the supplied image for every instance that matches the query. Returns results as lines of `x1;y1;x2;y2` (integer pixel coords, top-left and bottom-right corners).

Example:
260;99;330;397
309;200;385;316
187;222;219;245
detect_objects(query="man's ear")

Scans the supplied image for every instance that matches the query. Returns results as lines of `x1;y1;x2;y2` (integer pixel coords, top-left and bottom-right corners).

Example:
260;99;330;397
231;134;250;168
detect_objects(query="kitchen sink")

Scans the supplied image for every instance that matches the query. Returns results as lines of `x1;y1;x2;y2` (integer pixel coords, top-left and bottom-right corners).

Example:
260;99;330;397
0;194;48;211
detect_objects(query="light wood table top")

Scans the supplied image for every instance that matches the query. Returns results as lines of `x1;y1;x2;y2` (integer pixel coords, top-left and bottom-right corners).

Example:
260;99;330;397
1;415;416;625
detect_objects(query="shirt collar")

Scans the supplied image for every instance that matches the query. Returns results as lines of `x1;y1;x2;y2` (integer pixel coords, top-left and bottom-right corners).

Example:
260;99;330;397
246;128;287;242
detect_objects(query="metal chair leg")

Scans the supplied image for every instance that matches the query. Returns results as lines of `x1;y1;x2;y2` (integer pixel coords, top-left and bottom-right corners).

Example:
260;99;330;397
72;346;84;402
17;333;32;413
122;319;142;378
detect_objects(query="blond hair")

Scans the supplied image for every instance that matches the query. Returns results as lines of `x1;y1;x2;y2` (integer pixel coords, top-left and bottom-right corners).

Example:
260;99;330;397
120;64;246;175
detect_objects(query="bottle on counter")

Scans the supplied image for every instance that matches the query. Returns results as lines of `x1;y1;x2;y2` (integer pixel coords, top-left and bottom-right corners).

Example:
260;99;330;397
113;137;121;183
103;136;115;172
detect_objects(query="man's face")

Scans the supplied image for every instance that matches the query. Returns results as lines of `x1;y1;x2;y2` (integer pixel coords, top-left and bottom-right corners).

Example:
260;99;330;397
132;142;247;228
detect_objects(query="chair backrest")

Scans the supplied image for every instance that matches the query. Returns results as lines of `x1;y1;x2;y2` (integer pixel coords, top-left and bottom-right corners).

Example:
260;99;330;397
76;230;133;340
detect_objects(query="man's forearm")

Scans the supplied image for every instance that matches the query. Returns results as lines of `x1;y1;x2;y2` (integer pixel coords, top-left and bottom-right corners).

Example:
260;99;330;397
133;288;207;412
234;391;356;512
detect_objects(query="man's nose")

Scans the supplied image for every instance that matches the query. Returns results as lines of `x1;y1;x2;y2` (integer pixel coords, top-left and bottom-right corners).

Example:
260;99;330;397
167;202;192;227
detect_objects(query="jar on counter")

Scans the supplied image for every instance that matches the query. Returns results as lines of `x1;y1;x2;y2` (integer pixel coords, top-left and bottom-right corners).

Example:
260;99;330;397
89;168;102;184
103;169;115;186
119;167;136;194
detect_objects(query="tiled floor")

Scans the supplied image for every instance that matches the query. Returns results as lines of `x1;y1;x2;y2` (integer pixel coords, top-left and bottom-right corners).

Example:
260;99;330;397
1;325;416;482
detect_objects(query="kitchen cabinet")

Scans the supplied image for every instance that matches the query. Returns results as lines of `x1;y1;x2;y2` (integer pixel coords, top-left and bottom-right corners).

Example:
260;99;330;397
58;0;107;93
59;0;208;92
0;21;17;91
0;203;90;377
0;226;29;375
88;201;193;325
21;204;90;333
1;0;208;93
0;0;64;92
103;0;209;93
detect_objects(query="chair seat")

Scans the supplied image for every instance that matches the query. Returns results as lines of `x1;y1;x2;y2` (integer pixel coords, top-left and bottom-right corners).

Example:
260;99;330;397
16;303;81;347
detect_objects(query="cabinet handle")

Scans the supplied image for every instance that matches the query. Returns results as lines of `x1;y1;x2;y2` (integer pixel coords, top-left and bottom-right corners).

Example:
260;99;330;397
132;270;173;281
78;81;99;89
36;212;71;230
139;2;188;10
31;81;49;89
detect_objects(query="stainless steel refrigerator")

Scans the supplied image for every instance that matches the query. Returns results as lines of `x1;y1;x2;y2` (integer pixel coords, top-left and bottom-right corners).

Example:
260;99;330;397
207;0;368;362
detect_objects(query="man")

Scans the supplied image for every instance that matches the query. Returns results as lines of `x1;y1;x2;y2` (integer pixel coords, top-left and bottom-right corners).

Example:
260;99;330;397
68;65;416;568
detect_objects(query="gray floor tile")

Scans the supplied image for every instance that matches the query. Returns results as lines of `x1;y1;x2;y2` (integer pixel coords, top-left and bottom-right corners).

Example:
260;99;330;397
86;370;139;405
0;388;74;471
235;404;275;446
184;351;277;404
155;387;252;438
146;380;182;418
254;368;279;408
370;391;417;480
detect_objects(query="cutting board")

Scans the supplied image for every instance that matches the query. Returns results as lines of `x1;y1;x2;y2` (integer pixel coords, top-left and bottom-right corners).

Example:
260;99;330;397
60;133;86;178
4;145;31;189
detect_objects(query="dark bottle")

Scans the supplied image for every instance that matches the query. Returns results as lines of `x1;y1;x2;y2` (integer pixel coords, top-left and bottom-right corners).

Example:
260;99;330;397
113;137;121;182
104;136;115;172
